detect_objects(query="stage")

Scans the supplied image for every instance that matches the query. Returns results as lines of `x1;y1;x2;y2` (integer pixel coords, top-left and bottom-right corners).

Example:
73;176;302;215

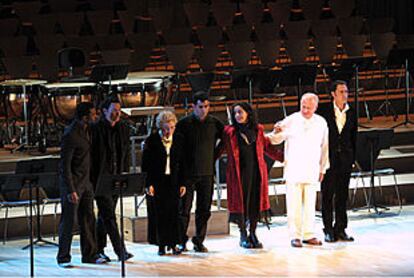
0;205;413;277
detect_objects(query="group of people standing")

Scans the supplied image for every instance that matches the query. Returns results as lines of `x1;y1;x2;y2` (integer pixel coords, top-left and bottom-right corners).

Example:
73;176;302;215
57;79;357;266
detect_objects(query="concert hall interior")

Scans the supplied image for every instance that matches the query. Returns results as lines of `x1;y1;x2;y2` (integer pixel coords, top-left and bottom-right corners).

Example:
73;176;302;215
1;0;414;276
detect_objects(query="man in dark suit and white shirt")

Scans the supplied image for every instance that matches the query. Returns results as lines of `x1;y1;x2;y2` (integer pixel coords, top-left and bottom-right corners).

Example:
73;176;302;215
318;80;357;243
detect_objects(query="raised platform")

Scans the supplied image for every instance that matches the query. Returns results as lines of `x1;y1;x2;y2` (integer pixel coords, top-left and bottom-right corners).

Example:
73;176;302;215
122;208;229;243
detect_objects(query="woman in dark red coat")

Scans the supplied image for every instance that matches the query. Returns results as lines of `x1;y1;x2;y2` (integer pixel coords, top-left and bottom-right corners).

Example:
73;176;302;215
220;102;283;249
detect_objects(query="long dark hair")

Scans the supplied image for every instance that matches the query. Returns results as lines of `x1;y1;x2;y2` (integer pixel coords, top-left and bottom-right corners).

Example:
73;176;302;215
230;102;258;130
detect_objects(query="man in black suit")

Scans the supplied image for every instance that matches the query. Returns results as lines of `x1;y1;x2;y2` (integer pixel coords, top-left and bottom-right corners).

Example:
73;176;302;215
318;80;357;243
172;91;224;253
57;102;106;267
90;96;133;262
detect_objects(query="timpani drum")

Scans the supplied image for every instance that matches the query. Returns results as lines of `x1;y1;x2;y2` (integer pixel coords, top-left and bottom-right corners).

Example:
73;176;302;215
43;82;95;121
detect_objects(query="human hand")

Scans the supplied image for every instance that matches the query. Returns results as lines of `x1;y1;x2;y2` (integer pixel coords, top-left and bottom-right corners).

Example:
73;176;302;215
179;186;186;197
67;192;79;204
273;122;284;133
319;173;325;182
147;185;155;196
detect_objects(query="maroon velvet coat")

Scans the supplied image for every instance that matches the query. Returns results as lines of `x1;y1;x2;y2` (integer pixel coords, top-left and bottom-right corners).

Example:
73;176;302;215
220;124;283;214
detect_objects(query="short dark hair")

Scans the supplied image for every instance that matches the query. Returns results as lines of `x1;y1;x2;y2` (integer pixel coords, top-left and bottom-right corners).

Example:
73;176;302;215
100;94;121;111
331;80;347;93
75;102;94;120
192;91;209;104
230;102;258;129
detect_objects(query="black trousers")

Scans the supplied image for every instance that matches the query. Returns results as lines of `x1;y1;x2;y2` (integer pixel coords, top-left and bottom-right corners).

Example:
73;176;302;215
178;176;214;245
95;195;126;257
321;168;352;234
57;187;97;263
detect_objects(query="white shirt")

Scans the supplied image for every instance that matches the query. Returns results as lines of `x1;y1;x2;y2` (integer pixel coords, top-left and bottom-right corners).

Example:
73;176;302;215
266;112;330;184
333;102;349;134
159;130;172;175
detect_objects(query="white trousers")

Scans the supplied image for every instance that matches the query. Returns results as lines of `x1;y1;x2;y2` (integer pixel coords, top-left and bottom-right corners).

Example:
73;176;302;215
286;182;318;240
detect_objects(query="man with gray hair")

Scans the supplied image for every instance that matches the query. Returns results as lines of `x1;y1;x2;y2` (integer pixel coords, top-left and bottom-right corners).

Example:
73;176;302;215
267;92;329;248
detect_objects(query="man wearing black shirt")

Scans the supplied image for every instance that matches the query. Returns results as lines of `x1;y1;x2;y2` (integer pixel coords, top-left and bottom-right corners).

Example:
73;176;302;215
90;96;133;261
173;91;224;253
57;102;106;267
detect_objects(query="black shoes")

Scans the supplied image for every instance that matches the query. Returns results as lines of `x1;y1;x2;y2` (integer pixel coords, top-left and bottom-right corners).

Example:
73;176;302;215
158;246;166;256
324;231;337;243
291;239;303;248
118;252;134;261
192;238;208;253
57;261;74;268
336;231;354;242
249;234;263;249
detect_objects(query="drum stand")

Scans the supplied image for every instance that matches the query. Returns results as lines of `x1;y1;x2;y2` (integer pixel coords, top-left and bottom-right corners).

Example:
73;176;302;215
12;85;30;153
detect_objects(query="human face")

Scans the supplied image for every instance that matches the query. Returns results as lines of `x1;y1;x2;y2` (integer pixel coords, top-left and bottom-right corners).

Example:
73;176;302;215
233;105;248;124
88;108;98;124
161;120;176;138
193;99;210;121
331;84;349;110
104;102;121;126
301;98;317;119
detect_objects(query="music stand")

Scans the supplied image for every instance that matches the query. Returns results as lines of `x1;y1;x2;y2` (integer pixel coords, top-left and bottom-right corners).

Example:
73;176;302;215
90;64;129;100
2;172;58;277
279;64;317;111
95;173;145;277
231;67;267;104
355;128;394;214
388;48;414;127
15;158;59;249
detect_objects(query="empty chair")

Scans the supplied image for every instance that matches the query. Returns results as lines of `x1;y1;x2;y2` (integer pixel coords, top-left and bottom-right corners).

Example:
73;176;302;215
311;18;338;37
226;24;252;43
286;39;310;64
165;44;195;73
240;1;263;26
226;41;254;68
183;1;209;27
341;34;367;57
366;17;395;34
30;14;60;35
163;27;192;44
268;1;291;25
330;0;355;18
86;10;114;35
196;46;221;72
197;25;223;46
211;1;237;27
301;0;324;20
255;40;281;67
57;12;83;36
338;16;364;35
314;36;338;64
117;11;135;35
255;22;280;41
371;32;396;62
283;20;311;39
33;34;66;57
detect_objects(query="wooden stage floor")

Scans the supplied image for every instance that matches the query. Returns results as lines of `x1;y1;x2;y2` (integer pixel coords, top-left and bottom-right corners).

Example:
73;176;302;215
0;205;413;277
